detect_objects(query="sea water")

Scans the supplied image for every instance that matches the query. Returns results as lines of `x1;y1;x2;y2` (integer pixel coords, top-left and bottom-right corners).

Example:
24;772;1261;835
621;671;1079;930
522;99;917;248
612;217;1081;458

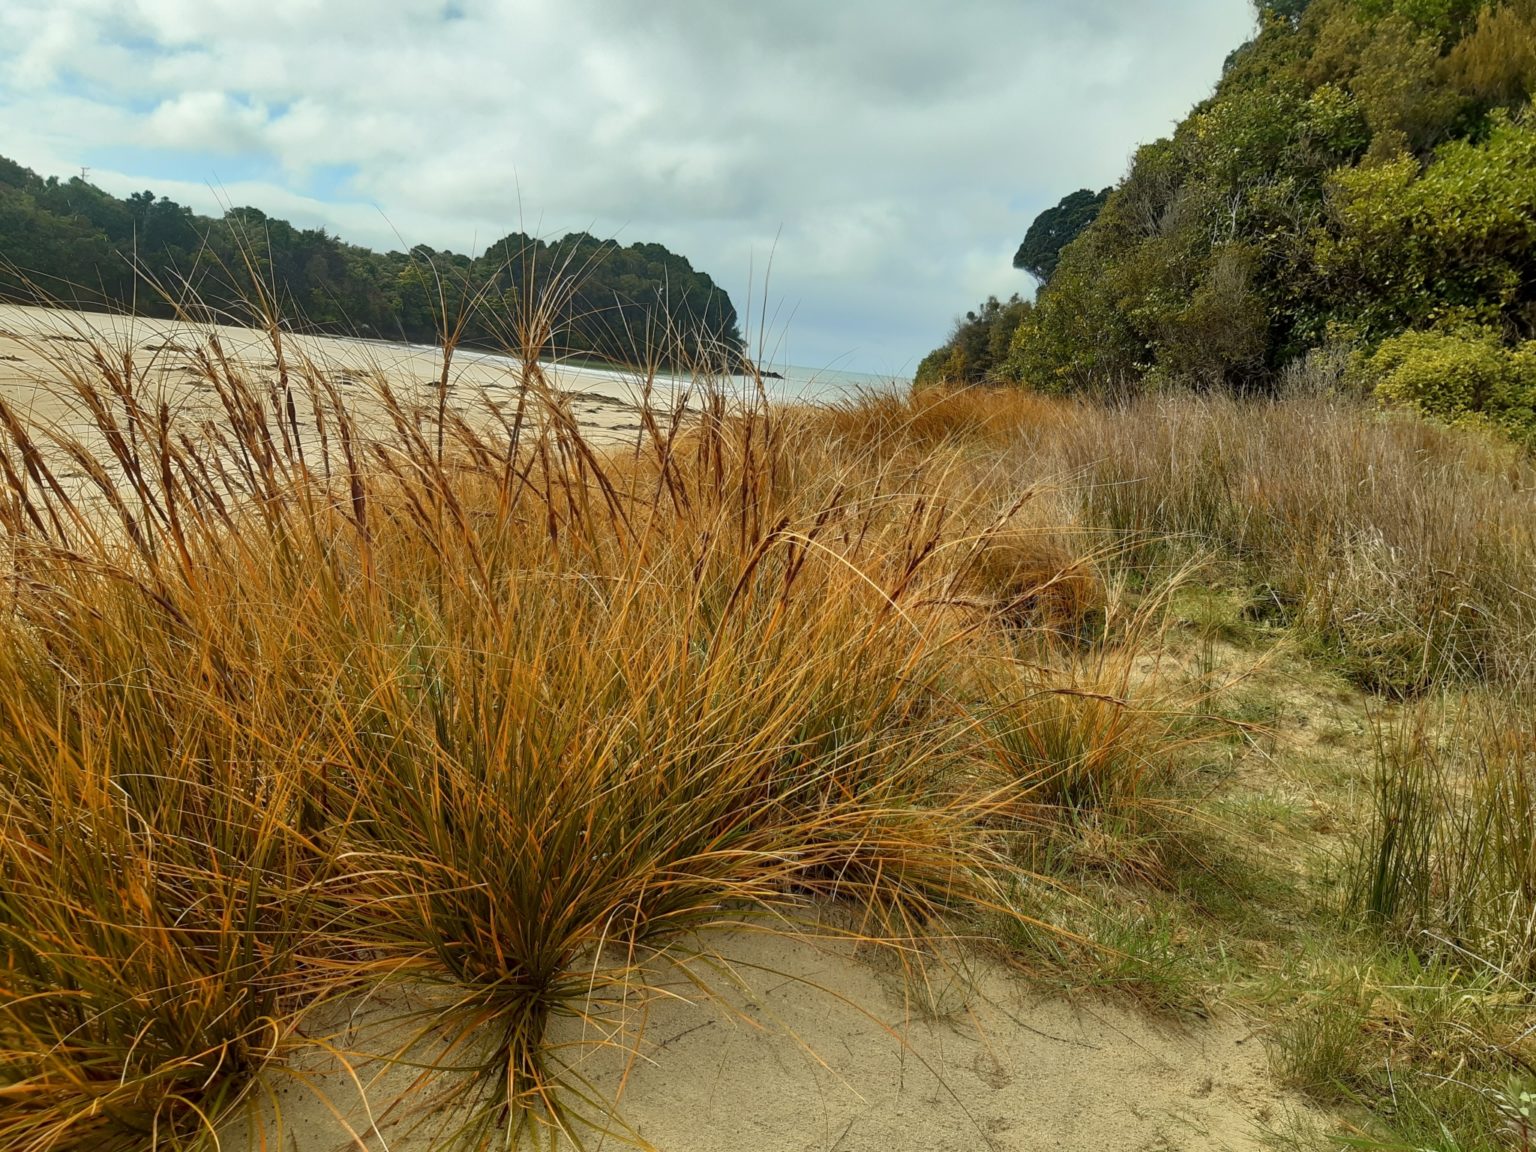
427;342;910;408
755;362;909;405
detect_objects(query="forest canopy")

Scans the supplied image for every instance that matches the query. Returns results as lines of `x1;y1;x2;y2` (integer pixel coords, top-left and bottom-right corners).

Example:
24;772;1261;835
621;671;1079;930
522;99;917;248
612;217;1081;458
920;0;1536;442
0;157;745;367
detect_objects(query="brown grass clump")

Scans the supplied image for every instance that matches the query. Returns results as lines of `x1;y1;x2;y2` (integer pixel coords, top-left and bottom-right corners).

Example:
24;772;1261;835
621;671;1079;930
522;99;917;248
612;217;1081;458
1055;392;1536;694
2;294;1142;1149
20;282;1536;1150
973;573;1224;880
820;383;1075;453
960;531;1106;636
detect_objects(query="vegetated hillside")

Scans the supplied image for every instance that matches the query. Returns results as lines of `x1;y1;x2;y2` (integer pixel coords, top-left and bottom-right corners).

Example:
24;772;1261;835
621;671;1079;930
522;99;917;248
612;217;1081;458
0;156;744;366
921;0;1536;441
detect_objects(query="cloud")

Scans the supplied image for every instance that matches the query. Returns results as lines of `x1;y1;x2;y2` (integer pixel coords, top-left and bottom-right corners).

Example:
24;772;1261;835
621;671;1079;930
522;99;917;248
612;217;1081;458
144;90;272;153
0;0;1256;373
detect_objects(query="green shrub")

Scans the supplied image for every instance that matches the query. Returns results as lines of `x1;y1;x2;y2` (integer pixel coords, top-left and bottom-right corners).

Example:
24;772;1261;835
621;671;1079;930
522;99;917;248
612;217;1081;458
1447;1;1536;110
1370;327;1536;445
1320;111;1536;340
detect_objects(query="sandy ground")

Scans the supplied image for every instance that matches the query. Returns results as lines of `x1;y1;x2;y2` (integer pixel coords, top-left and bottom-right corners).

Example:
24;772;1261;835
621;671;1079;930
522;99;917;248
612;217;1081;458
220;928;1316;1152
0;302;673;450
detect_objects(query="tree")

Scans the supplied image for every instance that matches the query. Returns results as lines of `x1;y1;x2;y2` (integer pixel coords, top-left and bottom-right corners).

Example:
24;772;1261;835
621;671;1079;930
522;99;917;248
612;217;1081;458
1012;189;1111;283
0;153;745;367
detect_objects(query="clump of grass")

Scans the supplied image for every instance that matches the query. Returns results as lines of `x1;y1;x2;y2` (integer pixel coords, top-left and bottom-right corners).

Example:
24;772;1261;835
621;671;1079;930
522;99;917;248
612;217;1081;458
959;528;1107;638
310;498;1010;1137
976;572;1227;879
0;286;1052;1146
1270;950;1536;1150
820;383;1075;454
0;621;344;1151
1351;695;1536;979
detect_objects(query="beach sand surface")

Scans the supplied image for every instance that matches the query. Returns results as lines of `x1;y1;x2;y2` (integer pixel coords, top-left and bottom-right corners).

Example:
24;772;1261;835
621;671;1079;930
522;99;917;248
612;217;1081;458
221;928;1316;1152
0;302;678;450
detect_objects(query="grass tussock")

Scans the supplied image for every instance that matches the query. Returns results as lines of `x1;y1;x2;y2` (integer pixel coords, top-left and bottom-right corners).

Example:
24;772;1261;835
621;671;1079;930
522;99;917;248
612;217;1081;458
981;579;1219;865
0;303;1223;1149
1352;695;1536;978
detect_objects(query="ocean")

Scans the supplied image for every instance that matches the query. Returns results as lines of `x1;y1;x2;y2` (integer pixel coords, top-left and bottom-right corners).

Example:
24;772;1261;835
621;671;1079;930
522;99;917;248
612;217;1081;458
755;362;910;405
421;342;910;408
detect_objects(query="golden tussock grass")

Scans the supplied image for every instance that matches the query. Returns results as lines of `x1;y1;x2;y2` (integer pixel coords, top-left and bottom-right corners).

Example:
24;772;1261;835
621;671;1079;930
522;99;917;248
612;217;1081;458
4;290;1535;1150
0;298;1187;1150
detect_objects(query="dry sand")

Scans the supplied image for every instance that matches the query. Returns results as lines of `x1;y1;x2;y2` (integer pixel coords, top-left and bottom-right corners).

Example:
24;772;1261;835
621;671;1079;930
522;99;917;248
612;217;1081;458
221;928;1316;1152
0;302;666;449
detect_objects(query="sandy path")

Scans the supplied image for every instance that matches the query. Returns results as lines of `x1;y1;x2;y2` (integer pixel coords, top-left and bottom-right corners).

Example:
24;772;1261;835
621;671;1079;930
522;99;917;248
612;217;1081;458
221;928;1313;1152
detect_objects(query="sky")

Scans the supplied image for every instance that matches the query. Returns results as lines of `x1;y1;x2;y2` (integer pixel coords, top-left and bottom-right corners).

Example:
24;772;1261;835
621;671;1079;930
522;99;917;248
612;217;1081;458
0;0;1258;376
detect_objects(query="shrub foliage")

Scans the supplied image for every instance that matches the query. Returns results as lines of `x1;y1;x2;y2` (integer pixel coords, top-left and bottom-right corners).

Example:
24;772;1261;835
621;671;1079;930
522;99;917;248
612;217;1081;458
922;0;1536;430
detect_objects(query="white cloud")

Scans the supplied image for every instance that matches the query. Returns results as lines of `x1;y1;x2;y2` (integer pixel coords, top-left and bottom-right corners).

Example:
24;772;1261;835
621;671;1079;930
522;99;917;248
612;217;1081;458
0;0;1257;371
144;90;271;152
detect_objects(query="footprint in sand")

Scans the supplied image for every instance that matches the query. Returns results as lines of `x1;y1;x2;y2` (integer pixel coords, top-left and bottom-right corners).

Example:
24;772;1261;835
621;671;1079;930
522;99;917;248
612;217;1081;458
971;1050;1013;1090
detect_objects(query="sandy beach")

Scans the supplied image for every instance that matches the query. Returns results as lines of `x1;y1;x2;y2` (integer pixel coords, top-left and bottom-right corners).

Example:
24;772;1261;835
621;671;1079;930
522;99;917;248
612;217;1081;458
0;302;669;451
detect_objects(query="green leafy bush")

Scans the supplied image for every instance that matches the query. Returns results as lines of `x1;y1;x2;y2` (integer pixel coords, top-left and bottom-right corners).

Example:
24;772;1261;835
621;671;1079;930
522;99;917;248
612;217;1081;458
971;0;1536;410
1370;327;1536;443
1319;110;1536;340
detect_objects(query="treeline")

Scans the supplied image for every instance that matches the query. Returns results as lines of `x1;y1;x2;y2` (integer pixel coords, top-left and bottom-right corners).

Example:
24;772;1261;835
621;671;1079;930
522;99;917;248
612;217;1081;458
0;155;744;367
921;0;1536;442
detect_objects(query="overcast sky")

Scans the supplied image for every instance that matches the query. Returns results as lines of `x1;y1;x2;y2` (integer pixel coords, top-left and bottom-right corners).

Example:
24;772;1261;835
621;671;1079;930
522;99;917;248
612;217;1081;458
0;0;1256;375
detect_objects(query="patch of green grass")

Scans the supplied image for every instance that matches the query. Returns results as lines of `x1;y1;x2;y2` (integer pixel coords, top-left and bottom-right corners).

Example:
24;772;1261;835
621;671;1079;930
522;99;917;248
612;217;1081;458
1268;946;1536;1152
992;877;1214;1013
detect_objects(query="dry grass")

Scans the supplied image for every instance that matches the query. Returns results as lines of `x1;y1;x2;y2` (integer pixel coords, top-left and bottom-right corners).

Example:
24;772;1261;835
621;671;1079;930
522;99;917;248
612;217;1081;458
822;383;1536;694
1353;692;1536;977
820;382;1075;453
5;315;1534;1151
822;385;1536;1152
1056;392;1536;694
0;301;1211;1149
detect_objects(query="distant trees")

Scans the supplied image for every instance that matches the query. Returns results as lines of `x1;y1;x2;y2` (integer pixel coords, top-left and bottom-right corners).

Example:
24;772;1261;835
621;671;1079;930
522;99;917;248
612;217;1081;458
1011;188;1110;284
914;294;1031;387
920;0;1536;419
0;160;745;368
